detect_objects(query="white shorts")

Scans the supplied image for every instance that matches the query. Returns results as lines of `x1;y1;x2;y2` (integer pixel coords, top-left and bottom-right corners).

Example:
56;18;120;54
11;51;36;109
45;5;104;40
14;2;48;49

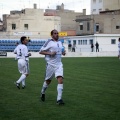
44;63;63;80
18;59;29;74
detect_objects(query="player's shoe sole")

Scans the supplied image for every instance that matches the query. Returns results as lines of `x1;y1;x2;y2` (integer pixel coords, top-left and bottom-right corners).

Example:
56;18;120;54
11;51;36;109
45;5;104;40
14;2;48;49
56;99;65;105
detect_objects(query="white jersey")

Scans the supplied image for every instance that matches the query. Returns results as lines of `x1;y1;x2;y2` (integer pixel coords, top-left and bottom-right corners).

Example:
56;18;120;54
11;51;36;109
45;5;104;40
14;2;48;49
118;42;120;51
14;44;29;61
40;39;63;66
14;46;18;60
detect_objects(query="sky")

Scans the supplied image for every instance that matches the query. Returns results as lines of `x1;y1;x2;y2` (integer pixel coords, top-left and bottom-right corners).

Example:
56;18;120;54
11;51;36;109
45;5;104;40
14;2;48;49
0;0;91;19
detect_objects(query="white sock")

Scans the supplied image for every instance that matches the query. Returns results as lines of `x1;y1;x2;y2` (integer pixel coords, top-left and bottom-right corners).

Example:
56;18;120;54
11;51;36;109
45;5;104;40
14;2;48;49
57;84;63;101
22;79;25;87
16;74;26;84
41;81;48;94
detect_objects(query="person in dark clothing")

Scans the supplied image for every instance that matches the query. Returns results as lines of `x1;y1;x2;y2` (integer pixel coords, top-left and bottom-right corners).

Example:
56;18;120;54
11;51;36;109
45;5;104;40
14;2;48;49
72;44;76;52
95;42;99;52
91;43;94;52
68;43;72;52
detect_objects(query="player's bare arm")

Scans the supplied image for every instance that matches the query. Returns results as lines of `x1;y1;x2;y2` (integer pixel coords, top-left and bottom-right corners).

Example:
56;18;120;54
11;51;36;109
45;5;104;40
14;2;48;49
39;51;56;56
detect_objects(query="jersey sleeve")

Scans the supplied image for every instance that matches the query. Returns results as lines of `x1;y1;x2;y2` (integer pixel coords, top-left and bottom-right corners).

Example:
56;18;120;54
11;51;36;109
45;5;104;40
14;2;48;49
118;43;120;48
39;40;51;52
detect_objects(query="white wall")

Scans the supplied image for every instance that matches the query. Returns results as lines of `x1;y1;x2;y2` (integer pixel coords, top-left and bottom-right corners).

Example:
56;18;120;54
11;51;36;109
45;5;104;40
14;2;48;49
0;51;117;58
64;34;120;52
94;35;118;51
91;0;103;14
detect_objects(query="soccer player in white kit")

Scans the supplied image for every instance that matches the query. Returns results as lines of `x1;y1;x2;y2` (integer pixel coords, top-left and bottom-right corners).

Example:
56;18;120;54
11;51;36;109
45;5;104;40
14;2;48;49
14;36;31;89
118;38;120;60
39;29;66;105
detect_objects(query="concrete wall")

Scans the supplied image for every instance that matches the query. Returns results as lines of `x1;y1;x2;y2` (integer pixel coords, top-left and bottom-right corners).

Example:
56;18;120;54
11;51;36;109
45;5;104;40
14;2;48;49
56;11;80;31
45;9;83;32
91;0;103;14
0;51;117;58
76;14;120;35
103;0;120;11
91;0;120;14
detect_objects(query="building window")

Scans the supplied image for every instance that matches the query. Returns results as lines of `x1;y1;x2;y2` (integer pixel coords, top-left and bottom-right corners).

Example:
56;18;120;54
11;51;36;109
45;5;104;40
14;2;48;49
12;24;16;30
78;40;83;45
116;26;120;29
99;0;102;2
80;25;83;30
89;39;93;44
99;9;102;12
83;40;87;45
79;23;83;30
73;40;76;45
96;24;99;32
93;0;96;3
68;40;71;44
87;22;90;31
24;24;28;30
93;9;96;12
111;39;116;44
78;40;87;45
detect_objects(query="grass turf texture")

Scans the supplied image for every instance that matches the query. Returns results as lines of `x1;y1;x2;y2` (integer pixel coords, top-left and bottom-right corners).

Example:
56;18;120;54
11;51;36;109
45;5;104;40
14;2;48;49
0;57;120;120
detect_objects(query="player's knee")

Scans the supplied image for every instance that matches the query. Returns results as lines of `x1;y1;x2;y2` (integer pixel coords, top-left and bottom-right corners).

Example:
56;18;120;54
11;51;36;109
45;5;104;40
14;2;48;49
46;80;51;85
57;76;63;84
58;81;63;84
25;74;29;77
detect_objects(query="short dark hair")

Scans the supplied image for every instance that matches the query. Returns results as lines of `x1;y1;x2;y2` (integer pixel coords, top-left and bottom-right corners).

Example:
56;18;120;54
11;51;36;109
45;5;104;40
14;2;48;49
51;29;57;36
20;36;26;43
119;38;120;41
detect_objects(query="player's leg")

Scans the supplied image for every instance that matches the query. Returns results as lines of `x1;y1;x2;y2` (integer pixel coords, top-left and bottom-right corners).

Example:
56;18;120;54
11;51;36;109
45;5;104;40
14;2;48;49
41;80;51;94
41;64;54;101
21;79;25;88
21;62;29;88
16;59;27;89
55;64;64;105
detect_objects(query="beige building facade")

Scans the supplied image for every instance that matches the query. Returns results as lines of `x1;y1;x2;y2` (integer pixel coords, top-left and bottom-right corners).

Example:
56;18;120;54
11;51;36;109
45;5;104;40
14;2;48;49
0;3;85;39
91;0;120;14
45;3;85;36
103;0;120;11
75;10;120;35
0;5;61;39
0;20;3;31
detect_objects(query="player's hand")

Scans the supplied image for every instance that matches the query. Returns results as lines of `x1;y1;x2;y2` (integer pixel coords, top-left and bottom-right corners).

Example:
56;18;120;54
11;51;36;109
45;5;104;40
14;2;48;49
51;51;56;56
62;50;66;56
28;53;31;56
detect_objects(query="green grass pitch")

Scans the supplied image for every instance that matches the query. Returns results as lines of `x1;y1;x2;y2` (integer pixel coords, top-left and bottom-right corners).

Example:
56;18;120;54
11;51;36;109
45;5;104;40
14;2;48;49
0;57;120;120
